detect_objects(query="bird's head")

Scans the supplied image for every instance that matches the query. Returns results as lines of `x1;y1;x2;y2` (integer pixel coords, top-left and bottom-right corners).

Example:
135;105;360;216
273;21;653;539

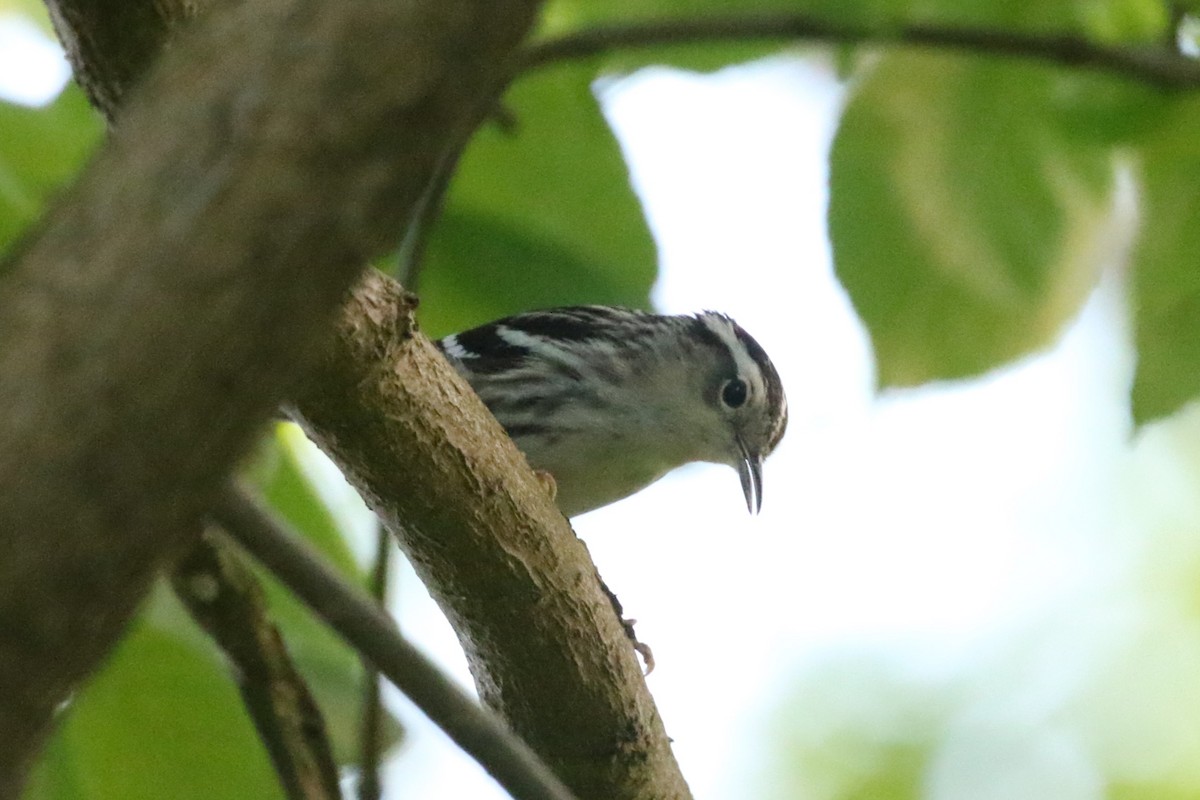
668;312;788;513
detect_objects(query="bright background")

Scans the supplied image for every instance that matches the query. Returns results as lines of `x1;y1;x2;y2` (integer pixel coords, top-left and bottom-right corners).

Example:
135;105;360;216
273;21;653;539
7;12;1200;800
377;59;1200;799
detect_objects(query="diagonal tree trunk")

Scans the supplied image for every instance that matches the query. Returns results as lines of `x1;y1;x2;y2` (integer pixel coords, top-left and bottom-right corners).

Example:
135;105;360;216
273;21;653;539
0;0;539;791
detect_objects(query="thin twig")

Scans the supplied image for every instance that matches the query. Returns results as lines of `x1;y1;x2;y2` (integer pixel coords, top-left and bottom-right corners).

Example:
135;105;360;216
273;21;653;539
520;13;1200;88
396;143;460;291
356;522;391;800
396;94;505;291
213;484;580;800
172;533;342;800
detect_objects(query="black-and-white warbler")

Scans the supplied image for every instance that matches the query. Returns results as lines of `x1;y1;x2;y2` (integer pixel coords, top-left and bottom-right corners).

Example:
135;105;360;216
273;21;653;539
436;306;788;517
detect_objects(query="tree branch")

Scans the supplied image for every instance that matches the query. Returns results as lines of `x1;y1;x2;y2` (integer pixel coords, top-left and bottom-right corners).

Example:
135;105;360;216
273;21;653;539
0;0;540;791
357;521;391;800
172;532;342;800
286;270;692;800
26;0;689;797
522;13;1200;88
215;485;578;800
43;0;198;121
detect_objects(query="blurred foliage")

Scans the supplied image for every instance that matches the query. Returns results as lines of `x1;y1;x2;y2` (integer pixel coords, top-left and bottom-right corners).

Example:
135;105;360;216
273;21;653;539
536;0;803;71
1129;96;1200;421
759;657;945;800
541;0;1165;36
0;85;101;259
22;429;400;800
754;406;1200;799
414;62;657;336
829;54;1115;386
821;9;1200;424
24;612;288;800
0;0;55;32
5;0;1200;796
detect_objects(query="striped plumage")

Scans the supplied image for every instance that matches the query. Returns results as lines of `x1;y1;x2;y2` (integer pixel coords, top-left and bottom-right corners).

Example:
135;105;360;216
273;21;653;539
436;306;788;517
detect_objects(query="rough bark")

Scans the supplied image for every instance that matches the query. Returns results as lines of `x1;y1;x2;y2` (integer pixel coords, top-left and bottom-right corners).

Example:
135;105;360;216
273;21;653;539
44;0;199;121
288;271;692;800
0;0;538;791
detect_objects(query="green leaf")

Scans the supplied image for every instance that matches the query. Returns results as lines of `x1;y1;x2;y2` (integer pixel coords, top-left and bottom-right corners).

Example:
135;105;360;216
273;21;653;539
31;426;408;798
904;0;1146;33
1130;96;1200;423
0;86;102;256
418;209;653;338
1051;72;1174;147
23;617;286;800
1111;784;1200;800
416;62;655;331
539;0;878;31
1077;0;1170;43
829;53;1113;386
26;532;400;800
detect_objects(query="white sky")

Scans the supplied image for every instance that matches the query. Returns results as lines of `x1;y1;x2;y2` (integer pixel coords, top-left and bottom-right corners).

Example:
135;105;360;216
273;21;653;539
3;23;1193;800
0;14;70;106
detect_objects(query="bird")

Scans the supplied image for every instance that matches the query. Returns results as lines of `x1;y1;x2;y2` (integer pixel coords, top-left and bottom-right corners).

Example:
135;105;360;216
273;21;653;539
434;305;787;517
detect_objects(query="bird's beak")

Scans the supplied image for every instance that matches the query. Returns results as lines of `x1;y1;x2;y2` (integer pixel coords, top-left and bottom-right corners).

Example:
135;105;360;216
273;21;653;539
736;437;764;515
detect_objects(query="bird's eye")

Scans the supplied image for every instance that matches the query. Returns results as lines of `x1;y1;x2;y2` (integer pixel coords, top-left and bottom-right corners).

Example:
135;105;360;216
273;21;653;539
721;378;748;409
